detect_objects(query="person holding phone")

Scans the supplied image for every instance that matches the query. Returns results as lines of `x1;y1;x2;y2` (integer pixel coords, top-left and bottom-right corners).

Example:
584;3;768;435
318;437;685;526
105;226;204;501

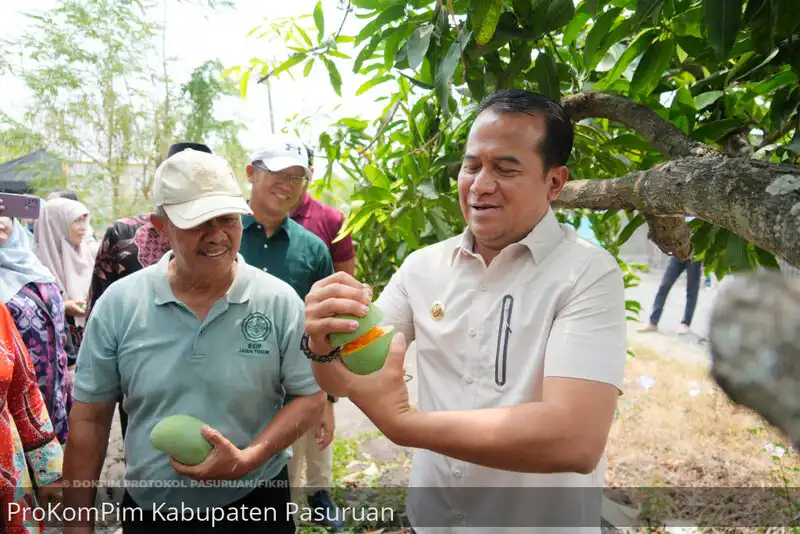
32;197;96;368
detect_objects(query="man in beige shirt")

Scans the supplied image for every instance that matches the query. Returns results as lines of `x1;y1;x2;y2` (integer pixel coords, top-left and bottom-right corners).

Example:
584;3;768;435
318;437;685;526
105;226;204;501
301;89;628;533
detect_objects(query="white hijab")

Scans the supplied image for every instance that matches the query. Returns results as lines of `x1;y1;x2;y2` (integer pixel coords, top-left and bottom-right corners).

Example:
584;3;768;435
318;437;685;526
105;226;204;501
33;198;95;303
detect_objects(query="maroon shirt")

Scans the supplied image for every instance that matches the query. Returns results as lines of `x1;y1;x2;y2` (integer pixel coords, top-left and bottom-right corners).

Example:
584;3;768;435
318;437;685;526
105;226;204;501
291;192;355;263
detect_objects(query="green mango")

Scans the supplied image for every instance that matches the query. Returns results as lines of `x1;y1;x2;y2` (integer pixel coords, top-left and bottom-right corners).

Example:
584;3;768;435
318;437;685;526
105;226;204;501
150;414;214;466
329;302;383;347
341;325;395;375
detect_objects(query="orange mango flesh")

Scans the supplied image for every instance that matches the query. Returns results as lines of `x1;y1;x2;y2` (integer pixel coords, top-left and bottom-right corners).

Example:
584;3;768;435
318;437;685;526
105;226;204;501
342;325;385;356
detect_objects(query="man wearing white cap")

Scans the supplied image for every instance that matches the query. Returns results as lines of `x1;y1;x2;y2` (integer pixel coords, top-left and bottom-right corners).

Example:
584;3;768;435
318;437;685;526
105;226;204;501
63;148;326;533
241;134;345;531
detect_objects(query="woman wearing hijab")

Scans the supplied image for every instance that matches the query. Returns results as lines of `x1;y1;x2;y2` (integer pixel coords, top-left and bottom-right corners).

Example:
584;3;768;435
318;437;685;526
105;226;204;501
33;197;96;369
0;215;73;444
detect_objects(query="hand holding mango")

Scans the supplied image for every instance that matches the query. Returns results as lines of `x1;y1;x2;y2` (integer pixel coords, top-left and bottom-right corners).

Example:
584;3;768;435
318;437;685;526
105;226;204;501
150;415;256;480
330;302;395;375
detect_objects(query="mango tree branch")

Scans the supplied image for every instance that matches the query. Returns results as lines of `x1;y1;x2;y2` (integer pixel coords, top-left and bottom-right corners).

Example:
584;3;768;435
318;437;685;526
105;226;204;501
708;271;800;449
561;92;718;160
552;156;800;266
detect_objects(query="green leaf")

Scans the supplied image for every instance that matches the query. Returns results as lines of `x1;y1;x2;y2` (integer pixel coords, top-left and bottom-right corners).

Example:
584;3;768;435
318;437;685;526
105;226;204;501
356;73;393;95
751;67;796;94
513;0;535;25
617;213;646;246
776;0;800;37
355;5;406;45
690;117;747;141
584;8;623;71
691;220;715;253
435;28;472;116
471;0;504;45
604;133;654;152
353;34;381;73
294;24;314;47
531;0;576;38
749;0;777;56
269;53;307;78
399;72;435;90
239;68;251;99
562;7;592;46
704;0;742;61
303;58;315;77
406;24;434;70
754;245;780;268
634;0;664;25
785;124;800;153
725;234;752;272
594;29;657;90
322;57;342;96
694;90;724;109
313;1;325;43
629;37;675;98
533;52;560;99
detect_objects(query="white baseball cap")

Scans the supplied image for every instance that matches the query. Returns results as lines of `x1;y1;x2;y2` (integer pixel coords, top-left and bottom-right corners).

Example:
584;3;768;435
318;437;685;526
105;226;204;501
250;134;312;180
153;148;252;230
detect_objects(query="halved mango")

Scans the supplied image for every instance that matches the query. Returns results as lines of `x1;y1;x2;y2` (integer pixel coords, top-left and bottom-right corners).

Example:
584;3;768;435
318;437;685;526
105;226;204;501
150;414;214;466
329;302;384;347
340;325;395;375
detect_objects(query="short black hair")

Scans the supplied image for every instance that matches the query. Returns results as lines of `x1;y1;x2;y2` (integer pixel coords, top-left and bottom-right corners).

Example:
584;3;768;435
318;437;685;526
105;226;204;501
477;89;574;172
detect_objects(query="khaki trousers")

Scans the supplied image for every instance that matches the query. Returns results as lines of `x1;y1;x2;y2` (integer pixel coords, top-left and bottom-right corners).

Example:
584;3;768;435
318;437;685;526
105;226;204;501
288;428;333;504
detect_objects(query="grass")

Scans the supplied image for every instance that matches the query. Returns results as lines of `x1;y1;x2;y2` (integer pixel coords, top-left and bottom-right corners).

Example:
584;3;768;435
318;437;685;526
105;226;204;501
606;344;800;530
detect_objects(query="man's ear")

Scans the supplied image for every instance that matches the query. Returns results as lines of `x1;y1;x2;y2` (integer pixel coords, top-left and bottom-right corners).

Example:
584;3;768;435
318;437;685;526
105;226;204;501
246;164;255;184
547;166;569;202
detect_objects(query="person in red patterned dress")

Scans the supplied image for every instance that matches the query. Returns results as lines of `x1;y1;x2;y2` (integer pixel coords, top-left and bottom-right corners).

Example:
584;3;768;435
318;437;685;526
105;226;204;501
84;142;211;443
0;301;64;534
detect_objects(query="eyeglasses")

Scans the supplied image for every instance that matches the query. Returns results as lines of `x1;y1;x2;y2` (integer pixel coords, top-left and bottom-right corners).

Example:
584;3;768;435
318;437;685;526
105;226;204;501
252;162;307;185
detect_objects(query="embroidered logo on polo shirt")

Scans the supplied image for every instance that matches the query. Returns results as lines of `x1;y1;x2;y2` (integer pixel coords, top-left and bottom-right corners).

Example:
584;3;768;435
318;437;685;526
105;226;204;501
242;312;272;342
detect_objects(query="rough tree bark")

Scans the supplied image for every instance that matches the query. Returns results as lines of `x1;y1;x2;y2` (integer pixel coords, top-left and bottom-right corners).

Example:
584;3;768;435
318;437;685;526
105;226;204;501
554;91;800;266
552;156;800;266
555;90;800;444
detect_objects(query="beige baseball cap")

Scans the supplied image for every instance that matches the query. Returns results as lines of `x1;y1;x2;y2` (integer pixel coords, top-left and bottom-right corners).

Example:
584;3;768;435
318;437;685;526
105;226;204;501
153;148;252;230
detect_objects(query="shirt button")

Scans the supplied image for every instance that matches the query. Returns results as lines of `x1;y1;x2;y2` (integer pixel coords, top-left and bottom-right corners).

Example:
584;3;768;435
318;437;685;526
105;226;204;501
455;511;464;519
257;225;262;229
468;328;477;337
262;267;268;272
465;376;474;384
453;469;462;478
480;284;487;291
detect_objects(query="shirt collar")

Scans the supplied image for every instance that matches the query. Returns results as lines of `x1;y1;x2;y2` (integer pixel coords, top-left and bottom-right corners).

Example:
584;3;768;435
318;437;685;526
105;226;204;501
152;251;253;306
291;192;313;219
242;213;292;236
449;208;564;267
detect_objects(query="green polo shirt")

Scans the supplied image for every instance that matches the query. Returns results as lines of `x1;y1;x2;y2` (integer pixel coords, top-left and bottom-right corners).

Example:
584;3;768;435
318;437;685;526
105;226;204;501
72;251;320;510
239;215;334;301
240;215;334;405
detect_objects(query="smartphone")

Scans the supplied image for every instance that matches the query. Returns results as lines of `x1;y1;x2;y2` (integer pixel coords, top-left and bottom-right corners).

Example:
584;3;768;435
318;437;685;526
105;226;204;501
0;192;42;219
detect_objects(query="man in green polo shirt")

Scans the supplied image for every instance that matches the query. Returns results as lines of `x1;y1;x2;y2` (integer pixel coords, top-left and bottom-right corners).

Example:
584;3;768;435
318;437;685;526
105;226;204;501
241;134;344;532
63;148;326;534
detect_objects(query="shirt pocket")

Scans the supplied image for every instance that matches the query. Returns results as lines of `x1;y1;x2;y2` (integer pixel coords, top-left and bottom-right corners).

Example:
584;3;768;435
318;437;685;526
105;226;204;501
493;294;515;389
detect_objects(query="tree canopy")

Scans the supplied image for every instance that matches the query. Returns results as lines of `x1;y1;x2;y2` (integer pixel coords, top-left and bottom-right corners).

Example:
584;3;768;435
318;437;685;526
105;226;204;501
236;0;800;297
